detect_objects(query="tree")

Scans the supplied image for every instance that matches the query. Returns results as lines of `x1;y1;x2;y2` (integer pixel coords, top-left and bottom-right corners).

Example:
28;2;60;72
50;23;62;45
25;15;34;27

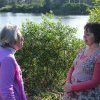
53;0;66;4
92;0;100;6
31;0;44;7
89;0;100;22
43;0;51;11
0;0;6;7
24;0;32;4
89;7;100;22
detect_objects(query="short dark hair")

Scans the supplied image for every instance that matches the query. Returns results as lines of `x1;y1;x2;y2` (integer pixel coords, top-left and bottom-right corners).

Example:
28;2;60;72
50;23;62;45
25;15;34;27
84;22;100;43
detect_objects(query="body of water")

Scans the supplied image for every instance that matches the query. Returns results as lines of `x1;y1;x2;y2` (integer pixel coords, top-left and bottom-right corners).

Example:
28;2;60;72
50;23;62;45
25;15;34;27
0;12;89;39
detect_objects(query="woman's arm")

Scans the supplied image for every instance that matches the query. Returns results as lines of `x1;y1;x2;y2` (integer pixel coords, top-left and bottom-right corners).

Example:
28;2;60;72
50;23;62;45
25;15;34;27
66;64;74;83
65;48;84;83
0;56;16;100
64;64;74;92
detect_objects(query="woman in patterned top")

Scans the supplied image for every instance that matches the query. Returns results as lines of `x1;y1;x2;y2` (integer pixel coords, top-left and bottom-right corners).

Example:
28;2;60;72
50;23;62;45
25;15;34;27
0;24;27;100
62;22;100;100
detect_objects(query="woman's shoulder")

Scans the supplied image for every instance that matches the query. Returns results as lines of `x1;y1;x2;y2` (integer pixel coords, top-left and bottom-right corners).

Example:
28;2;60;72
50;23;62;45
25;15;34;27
95;48;100;63
1;54;15;64
0;55;17;72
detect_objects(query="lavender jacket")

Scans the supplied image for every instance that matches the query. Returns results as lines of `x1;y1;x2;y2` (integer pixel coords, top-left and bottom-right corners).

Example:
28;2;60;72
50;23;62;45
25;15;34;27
0;47;27;100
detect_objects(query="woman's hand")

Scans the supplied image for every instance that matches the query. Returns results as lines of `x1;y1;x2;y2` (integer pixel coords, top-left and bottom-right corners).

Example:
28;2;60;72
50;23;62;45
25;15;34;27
64;81;72;93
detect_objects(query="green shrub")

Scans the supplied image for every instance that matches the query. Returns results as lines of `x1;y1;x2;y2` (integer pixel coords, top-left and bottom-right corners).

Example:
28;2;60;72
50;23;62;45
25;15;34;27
89;7;100;22
16;14;84;99
61;3;90;15
0;5;12;12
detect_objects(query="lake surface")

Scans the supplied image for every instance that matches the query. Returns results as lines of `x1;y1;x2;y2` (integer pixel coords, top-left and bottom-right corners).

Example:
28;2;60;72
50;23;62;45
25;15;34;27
0;12;89;39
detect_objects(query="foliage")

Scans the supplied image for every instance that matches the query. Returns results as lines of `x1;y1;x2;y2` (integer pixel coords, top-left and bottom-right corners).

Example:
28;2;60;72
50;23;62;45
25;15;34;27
11;4;33;13
16;14;84;99
92;0;100;6
0;5;12;12
0;0;7;8
88;0;100;22
0;0;92;15
61;3;90;15
89;7;100;22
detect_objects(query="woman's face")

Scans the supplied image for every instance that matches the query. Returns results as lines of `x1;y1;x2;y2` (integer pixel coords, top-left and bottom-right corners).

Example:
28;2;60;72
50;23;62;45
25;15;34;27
13;39;24;51
12;31;24;51
83;28;95;46
16;38;24;50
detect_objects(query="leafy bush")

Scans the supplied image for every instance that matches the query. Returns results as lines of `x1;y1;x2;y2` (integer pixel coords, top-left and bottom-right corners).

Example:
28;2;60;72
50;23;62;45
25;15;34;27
61;3;90;15
16;14;84;99
89;7;100;22
0;5;12;12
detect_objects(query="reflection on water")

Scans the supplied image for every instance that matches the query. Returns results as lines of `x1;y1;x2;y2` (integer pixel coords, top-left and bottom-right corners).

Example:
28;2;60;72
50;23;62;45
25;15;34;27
62;15;89;39
0;12;42;28
0;12;89;39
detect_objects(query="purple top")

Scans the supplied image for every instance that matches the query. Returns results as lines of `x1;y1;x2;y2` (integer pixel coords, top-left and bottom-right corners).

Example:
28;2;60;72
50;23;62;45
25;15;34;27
0;47;27;100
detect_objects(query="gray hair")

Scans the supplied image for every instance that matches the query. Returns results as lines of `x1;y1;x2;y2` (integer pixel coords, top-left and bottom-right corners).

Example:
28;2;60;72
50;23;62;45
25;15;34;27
0;24;23;47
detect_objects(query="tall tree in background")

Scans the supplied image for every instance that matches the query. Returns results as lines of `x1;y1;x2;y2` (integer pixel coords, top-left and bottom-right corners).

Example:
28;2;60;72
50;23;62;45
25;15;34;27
16;0;24;4
92;0;100;6
7;0;24;5
24;0;32;4
52;0;66;5
0;0;6;7
31;0;44;7
89;0;100;22
43;0;51;11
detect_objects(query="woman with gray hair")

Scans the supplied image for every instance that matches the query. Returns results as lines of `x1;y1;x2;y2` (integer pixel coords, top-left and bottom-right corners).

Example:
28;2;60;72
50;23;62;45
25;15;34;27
0;24;27;100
